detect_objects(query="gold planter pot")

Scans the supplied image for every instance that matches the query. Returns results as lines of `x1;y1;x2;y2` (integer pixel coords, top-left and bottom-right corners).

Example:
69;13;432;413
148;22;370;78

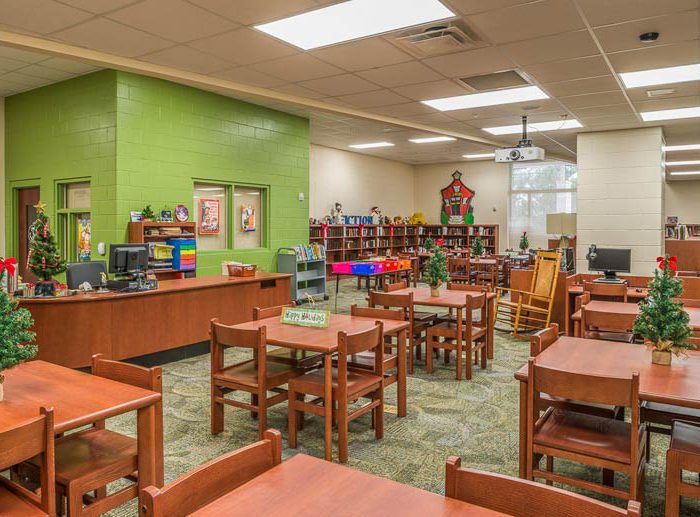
651;349;672;366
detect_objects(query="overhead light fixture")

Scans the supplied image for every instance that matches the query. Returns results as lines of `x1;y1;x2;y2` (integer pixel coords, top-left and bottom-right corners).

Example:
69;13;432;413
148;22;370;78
483;119;582;136
670;171;700;176
422;85;548;112
197;187;225;191
254;0;455;50
663;143;700;152
463;153;495;159
409;136;456;143
666;160;700;166
620;63;700;88
641;106;700;121
349;142;395;149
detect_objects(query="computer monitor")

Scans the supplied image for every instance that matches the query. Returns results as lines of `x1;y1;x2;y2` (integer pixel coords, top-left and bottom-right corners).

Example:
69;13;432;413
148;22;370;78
66;261;107;289
588;247;631;282
109;244;149;275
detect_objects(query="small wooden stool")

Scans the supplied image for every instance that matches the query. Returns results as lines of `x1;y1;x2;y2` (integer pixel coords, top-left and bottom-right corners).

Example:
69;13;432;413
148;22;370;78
666;420;700;516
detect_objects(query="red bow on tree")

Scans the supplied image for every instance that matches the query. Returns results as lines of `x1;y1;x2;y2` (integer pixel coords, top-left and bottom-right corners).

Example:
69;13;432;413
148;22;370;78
657;255;678;272
435;238;445;247
0;257;17;276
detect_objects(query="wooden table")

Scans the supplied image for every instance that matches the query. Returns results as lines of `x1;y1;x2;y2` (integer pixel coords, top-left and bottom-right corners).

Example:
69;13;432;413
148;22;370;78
469;258;497;266
334;267;412;295
190;454;506;516
0;360;163;506
390;287;497;361
232;314;410;461
514;337;700;478
575;300;700;336
565;284;648;336
19;273;291;368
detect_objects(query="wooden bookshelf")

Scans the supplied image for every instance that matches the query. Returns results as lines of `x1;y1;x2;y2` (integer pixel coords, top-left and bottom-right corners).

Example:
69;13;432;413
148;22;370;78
128;221;197;280
311;223;499;275
666;223;700;239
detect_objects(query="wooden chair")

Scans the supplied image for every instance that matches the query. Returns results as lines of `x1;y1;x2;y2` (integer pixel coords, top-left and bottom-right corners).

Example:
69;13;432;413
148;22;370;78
398;253;419;287
666;420;700;516
254;304;323;369
583;281;628;302
210;320;303;439
495;250;562;338
677;298;700;308
383;280;437;333
447;257;471;284
0;407;55;517
426;293;487;380
526;358;646;504
580;305;637;343
571;292;590;338
141;429;281;517
438;282;488;326
288;323;384;463
445;457;641;516
47;355;162;517
530;325;623;420
474;260;497;291
348;304;405;414
369;290;427;374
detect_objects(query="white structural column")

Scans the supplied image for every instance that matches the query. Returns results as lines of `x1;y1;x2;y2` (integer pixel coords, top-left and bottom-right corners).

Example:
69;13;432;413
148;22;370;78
576;127;665;276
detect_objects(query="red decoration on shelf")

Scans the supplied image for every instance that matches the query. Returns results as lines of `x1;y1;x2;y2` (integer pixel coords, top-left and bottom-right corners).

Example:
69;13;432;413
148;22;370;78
0;257;17;276
657;255;678;272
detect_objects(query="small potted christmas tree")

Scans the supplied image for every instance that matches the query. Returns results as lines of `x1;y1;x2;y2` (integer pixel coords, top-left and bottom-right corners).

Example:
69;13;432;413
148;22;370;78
471;235;484;260
0;290;37;401
423;240;447;297
519;231;529;253
28;201;66;296
633;255;693;365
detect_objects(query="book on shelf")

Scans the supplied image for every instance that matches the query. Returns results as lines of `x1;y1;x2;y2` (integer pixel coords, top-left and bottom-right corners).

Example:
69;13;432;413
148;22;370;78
293;244;326;262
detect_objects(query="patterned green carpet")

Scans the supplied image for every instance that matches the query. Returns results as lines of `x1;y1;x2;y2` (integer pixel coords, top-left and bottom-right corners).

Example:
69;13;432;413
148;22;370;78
105;279;698;516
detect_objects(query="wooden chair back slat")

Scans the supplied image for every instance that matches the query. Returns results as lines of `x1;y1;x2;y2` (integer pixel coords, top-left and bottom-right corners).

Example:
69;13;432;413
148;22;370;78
466;293;486;310
339;323;384;357
531;359;638;408
529;324;559;357
141;429;282;517
253;302;296;320
350;304;404;321
574;292;591;312
677;298;700;308
447;283;487;293
368;291;411;309
445;457;637;516
91;354;162;392
581;307;637;334
533;256;560;297
583;281;628;302
383;280;407;293
211;318;266;350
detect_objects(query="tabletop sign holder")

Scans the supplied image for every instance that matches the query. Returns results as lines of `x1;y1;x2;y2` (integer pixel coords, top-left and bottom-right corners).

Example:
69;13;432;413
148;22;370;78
280;307;330;328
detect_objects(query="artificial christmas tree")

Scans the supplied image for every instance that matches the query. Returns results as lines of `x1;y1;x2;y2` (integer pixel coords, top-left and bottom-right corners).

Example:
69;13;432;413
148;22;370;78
471;236;484;258
0;290;36;400
633;255;693;365
27;201;66;295
519;231;529;252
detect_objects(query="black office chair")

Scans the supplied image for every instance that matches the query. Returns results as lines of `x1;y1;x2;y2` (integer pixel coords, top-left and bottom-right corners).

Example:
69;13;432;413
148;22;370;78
66;261;107;289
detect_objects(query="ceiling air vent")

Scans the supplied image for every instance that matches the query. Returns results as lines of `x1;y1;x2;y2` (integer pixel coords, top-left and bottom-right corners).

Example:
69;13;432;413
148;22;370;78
458;70;530;92
647;88;676;98
393;23;478;58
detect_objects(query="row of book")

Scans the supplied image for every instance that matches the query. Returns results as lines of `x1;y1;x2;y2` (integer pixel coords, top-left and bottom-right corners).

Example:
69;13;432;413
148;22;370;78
294;244;326;262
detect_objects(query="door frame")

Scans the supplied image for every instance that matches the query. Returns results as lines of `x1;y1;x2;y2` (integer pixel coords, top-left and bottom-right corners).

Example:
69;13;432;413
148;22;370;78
8;179;41;262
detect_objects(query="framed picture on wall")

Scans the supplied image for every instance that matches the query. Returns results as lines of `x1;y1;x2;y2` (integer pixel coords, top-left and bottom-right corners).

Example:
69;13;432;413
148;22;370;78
241;203;256;232
199;198;220;234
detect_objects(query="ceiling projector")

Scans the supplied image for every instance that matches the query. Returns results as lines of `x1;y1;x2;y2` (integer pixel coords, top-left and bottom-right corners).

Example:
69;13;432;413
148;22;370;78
494;115;545;163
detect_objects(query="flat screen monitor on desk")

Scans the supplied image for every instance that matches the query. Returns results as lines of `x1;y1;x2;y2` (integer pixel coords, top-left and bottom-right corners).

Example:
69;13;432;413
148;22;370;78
109;244;148;275
588;247;631;283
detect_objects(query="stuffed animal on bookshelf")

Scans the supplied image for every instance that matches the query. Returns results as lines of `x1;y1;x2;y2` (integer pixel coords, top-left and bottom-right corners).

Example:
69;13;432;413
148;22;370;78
370;206;382;225
330;202;344;225
409;212;427;225
393;216;403;225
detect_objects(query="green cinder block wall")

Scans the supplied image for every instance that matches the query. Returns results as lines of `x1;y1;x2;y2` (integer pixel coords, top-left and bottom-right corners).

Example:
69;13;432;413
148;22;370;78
5;70;310;276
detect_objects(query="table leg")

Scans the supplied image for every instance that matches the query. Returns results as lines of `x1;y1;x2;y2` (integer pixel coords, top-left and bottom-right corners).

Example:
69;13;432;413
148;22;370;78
397;328;407;417
323;353;333;462
519;380;527;479
137;402;162;510
456;308;463;381
487;296;495;360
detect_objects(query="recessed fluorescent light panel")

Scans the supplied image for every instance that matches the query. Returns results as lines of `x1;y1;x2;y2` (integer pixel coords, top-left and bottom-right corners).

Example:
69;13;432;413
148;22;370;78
349;142;395;149
254;0;455;50
666;160;700;166
409;136;456;143
463;153;495;159
670;171;700;176
483;119;582;136
620;63;700;88
641;107;700;121
664;144;700;152
422;85;548;112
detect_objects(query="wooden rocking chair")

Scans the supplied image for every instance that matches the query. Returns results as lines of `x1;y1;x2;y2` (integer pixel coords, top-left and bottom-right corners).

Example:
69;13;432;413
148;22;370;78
494;250;561;339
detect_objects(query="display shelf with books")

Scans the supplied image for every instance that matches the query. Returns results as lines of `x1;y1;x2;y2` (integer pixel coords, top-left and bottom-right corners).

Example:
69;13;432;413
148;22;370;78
277;245;329;304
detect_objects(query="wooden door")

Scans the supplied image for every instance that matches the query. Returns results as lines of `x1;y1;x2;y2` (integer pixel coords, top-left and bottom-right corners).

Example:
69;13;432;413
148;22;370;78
17;187;40;282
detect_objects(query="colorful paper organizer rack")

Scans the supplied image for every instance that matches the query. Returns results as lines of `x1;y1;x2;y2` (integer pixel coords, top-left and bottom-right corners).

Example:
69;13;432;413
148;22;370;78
167;238;196;271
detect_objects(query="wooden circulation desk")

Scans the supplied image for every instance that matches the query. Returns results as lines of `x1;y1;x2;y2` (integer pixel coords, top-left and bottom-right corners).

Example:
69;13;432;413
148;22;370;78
20;273;291;368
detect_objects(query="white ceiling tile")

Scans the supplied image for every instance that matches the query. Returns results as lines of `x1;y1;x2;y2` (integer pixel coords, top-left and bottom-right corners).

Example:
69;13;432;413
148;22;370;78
499;30;599;66
140;45;230;74
334;89;410;109
106;0;238;43
0;56;32;73
51;18;175;57
633;95;700;112
57;0;142;14
10;63;75;81
607;41;700;73
210;67;287;88
0;0;92;34
298;74;381;96
252;54;344;82
543;75;621;97
559;91;629;109
594;11;699;53
571;104;637;118
524;56;611;83
0;46;50;64
626;81;700;102
578;0;699;27
39;56;99;74
273;83;327;99
356;61;443;88
422;46;514;78
188;28;297;66
370;102;438;117
310;38;412;72
445;0;541;15
188;0;317;25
